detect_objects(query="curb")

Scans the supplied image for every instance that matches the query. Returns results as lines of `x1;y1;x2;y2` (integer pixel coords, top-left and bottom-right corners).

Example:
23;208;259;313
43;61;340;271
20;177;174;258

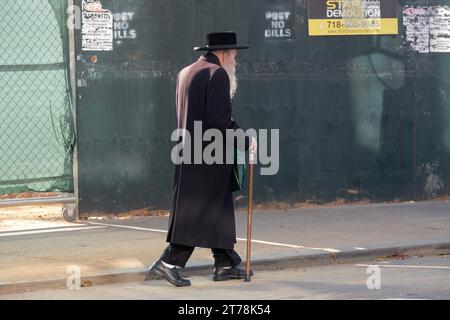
1;242;450;296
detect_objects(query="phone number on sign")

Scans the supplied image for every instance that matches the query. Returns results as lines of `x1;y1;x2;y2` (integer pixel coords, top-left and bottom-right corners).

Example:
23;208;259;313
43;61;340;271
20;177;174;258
327;20;381;29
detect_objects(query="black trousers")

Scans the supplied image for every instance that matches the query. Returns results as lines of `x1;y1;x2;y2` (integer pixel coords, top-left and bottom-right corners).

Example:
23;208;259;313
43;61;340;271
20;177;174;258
160;243;242;268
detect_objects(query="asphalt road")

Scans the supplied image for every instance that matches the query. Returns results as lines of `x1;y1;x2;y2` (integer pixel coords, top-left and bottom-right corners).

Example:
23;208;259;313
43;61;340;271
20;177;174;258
3;254;450;300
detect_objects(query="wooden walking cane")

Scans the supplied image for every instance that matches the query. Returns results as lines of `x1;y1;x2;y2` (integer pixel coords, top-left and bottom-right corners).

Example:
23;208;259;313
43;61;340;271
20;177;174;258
245;151;255;282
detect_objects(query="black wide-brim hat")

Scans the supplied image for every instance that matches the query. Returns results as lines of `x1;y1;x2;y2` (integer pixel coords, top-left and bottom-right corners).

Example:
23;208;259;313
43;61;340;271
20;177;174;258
194;32;249;51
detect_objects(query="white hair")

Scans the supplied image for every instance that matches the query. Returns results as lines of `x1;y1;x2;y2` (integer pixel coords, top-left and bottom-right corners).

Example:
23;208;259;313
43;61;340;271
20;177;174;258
222;51;238;99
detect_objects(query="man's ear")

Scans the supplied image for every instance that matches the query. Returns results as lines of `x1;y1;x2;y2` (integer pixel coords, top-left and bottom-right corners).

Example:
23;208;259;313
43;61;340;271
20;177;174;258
211;50;225;64
218;51;225;64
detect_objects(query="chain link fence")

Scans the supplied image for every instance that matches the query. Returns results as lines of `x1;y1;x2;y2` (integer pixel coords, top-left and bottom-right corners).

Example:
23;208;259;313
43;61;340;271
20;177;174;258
0;0;75;196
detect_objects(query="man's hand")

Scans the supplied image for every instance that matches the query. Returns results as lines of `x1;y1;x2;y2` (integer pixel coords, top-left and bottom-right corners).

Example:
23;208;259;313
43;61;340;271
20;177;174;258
249;137;257;154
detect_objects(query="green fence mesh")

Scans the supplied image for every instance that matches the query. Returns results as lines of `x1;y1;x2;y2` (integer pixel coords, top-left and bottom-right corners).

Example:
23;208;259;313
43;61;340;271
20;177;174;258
0;0;74;195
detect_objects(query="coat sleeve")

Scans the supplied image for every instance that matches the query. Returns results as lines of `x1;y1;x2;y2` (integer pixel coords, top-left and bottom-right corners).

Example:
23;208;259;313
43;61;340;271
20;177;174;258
206;67;233;133
206;68;250;150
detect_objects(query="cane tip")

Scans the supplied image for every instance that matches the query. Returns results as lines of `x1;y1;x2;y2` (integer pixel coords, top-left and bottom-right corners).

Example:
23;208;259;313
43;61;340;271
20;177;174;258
244;274;252;282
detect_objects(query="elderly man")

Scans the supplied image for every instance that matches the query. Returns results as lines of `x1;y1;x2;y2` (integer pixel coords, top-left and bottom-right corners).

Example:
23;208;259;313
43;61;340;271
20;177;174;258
145;32;257;287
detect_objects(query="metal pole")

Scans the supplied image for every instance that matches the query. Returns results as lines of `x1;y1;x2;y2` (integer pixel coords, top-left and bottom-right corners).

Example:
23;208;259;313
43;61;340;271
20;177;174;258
245;151;255;282
68;0;80;217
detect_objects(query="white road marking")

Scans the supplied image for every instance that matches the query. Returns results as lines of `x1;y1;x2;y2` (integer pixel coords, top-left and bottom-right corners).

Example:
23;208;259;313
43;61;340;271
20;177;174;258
355;264;450;270
236;238;340;253
88;221;341;253
87;221;168;233
0;226;104;237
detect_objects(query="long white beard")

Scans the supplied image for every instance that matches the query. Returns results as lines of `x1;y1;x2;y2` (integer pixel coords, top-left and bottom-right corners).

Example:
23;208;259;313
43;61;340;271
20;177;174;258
222;61;238;99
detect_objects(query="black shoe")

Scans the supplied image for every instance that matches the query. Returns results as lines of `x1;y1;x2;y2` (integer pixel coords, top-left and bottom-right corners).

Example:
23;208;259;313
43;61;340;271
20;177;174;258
145;259;191;287
213;266;254;281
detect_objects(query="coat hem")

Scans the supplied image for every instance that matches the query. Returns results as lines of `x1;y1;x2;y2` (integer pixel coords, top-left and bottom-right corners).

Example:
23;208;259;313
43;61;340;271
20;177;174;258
167;238;237;250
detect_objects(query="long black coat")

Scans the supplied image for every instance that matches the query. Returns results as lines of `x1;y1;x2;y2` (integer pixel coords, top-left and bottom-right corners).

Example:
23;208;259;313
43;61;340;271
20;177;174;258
166;52;247;249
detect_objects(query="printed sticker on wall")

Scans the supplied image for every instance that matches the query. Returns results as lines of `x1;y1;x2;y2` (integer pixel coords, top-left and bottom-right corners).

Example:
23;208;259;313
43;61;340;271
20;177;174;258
81;0;113;51
403;6;450;53
430;6;450;52
308;0;398;36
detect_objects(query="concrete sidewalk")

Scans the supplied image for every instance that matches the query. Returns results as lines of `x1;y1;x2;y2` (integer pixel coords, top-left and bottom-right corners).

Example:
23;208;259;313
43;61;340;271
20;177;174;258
1;200;450;295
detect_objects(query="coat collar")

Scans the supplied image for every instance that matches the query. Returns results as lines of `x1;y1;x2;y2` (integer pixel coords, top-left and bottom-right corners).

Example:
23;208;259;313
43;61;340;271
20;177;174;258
199;52;222;66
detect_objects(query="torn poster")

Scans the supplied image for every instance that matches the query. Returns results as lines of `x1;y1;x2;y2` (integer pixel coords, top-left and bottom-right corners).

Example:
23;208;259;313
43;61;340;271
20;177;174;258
403;6;450;53
82;0;113;51
430;6;450;52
